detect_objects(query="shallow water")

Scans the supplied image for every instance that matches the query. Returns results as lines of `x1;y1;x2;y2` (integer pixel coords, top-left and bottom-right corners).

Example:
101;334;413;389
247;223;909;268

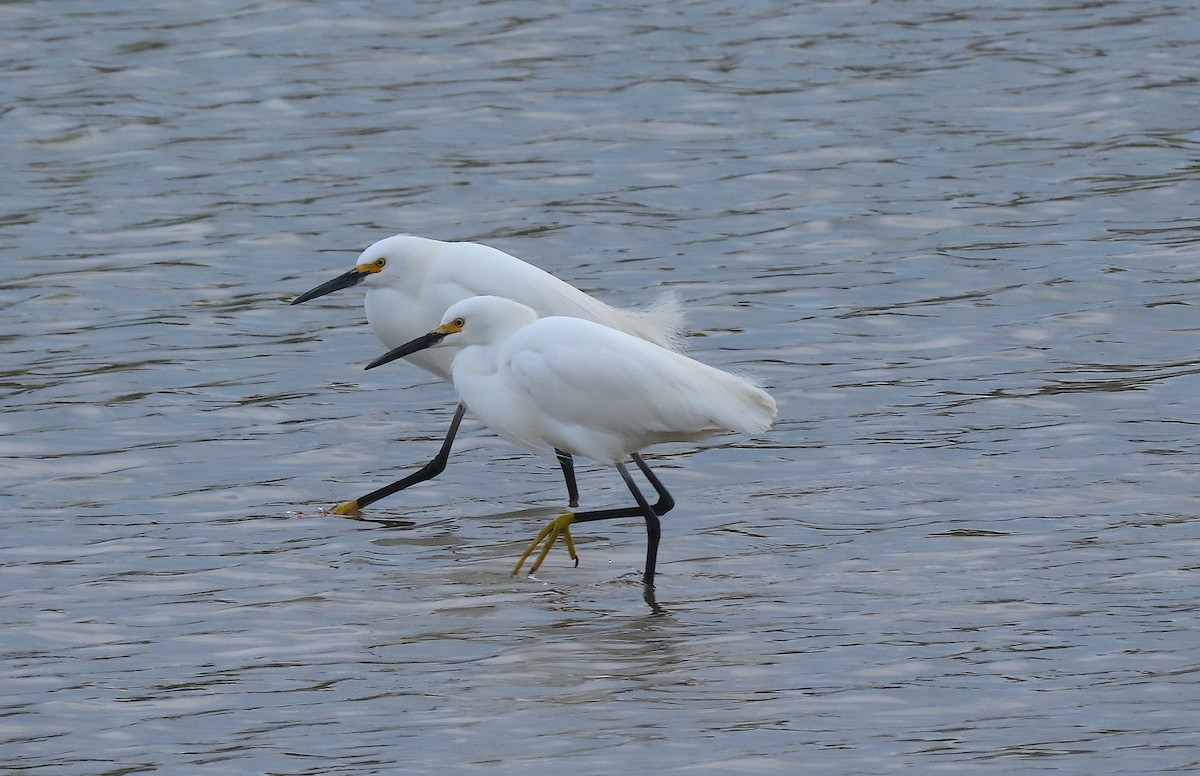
3;1;1199;773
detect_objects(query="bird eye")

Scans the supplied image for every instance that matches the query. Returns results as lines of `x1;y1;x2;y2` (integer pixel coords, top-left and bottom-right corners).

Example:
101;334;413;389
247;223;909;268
452;317;465;328
374;258;386;268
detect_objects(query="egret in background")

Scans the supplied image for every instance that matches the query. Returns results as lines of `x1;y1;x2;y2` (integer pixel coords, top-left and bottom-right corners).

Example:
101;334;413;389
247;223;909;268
291;234;681;515
365;295;776;586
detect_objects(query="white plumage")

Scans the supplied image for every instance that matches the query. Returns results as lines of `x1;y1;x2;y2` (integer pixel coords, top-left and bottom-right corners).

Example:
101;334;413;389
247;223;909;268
426;298;775;464
366;295;777;586
292;234;682;514
299;234;680;380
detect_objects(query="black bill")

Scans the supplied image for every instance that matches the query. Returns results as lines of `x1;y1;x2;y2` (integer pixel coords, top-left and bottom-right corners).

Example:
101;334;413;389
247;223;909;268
365;330;448;370
290;268;369;305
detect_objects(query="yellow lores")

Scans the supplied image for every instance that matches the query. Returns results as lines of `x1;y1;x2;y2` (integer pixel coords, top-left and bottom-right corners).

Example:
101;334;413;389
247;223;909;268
365;295;776;587
291;234;682;515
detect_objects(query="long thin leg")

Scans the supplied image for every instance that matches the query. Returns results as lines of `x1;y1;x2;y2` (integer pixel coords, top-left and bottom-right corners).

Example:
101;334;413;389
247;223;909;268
330;402;468;515
570;453;673;522
616;461;661;585
514;454;673;585
556;448;580;508
332;406;584;516
632;453;673;516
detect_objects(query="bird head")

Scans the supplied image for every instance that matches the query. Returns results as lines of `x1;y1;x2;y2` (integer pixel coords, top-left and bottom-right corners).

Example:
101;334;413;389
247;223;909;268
289;234;426;305
364;295;538;370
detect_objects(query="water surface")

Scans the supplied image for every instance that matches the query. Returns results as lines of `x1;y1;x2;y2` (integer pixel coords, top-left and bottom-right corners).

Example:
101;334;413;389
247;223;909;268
2;1;1198;773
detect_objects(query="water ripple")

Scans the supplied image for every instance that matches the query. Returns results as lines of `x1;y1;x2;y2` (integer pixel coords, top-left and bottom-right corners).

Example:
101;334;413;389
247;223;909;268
2;0;1198;773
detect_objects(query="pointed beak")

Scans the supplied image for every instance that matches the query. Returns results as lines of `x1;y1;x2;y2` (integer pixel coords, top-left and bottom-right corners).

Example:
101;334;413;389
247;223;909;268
290;267;369;305
365;330;448;370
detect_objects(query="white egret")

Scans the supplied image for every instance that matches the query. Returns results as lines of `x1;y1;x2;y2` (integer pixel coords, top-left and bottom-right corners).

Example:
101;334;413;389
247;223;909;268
291;234;680;515
365;295;776;586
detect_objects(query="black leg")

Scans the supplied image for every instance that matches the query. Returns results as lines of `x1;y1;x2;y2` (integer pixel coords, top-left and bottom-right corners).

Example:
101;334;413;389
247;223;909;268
616;461;661;585
632;453;673;516
556;448;580;508
512;455;673;583
570;453;674;523
330;402;467;515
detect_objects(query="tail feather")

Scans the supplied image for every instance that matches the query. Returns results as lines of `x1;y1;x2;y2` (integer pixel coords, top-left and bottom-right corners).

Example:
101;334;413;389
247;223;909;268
722;377;777;435
741;386;778;434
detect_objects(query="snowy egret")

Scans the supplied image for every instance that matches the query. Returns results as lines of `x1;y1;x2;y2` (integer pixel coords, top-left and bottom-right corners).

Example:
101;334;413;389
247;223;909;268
364;295;776;585
291;234;680;515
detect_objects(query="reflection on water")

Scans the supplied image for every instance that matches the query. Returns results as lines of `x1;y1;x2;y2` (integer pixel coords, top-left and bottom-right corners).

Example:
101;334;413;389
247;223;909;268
2;0;1198;773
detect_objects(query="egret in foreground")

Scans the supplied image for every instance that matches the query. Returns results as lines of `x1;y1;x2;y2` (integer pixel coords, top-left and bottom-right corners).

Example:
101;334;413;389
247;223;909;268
365;295;776;586
291;234;680;515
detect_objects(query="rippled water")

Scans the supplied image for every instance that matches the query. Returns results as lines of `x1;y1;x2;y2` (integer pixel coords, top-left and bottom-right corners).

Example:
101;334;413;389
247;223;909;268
3;1;1199;773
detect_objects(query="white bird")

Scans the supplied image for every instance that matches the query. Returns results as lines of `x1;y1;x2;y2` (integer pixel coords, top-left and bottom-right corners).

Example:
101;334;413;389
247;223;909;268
291;234;680;515
365;295;777;586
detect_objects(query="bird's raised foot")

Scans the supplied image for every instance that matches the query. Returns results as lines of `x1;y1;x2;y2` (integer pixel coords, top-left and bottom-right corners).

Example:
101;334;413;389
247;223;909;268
513;513;578;576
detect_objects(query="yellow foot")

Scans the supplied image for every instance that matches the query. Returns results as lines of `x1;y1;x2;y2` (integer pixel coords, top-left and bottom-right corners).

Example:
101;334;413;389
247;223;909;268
513;513;578;576
329;499;362;517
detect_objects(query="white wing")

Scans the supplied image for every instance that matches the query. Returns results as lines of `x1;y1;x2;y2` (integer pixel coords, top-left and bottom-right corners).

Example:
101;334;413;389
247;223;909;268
428;242;682;349
501;318;774;462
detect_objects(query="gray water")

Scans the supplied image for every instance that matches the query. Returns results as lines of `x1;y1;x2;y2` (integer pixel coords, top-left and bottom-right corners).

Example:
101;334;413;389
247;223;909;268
3;1;1199;773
